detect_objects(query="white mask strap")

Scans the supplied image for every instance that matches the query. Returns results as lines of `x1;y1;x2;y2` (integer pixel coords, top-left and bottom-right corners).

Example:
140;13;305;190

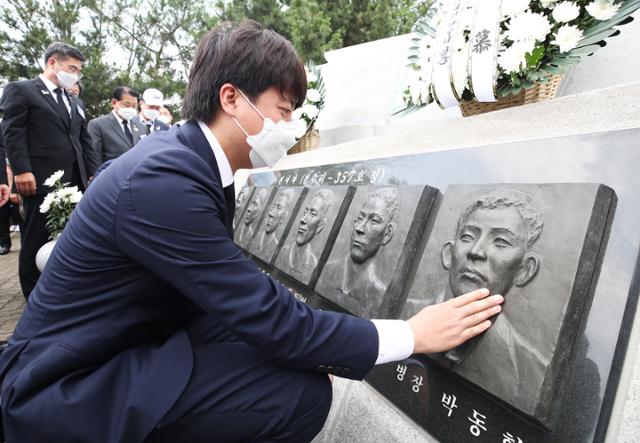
237;89;267;120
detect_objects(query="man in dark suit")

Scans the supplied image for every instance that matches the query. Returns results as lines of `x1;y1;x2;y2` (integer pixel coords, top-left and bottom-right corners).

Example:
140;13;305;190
0;130;11;253
88;86;147;164
0;42;99;298
0;21;502;443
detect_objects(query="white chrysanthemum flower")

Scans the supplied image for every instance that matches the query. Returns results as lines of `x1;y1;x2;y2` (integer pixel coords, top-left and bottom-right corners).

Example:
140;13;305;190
39;192;56;214
586;0;620;20
541;0;558;7
506;11;552;43
498;41;534;73
44;170;65;187
552;24;584;52
502;0;530;17
306;70;318;83
56;186;80;200
293;118;308;138
306;89;321;103
300;104;319;119
552;2;581;22
69;190;83;204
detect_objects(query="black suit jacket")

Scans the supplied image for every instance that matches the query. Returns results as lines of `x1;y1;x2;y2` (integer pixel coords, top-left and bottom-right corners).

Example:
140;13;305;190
0;78;99;194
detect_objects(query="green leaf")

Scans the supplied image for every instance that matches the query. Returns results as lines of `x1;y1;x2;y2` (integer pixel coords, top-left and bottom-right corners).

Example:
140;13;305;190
525;46;545;68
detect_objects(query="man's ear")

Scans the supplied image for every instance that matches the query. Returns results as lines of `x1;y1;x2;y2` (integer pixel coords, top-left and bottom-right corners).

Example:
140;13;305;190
316;218;326;235
514;253;540;287
382;222;395;245
442;241;453;270
219;83;239;116
111;98;117;108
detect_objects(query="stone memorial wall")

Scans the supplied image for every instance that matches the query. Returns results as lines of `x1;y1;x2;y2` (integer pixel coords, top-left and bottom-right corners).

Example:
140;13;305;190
234;123;640;441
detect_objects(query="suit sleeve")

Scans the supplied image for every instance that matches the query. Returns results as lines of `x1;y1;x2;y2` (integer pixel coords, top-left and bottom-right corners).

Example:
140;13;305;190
81;114;99;176
114;149;379;379
87;119;104;166
0;82;31;175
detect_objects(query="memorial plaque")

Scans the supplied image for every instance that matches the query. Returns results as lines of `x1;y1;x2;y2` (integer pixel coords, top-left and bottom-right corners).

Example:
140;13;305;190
237;128;640;442
247;186;305;264
234;185;276;248
232;185;255;231
274;186;351;285
315;185;439;318
402;183;616;429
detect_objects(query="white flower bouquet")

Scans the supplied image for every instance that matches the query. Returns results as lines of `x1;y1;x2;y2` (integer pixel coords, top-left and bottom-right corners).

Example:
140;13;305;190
39;170;83;239
401;0;640;111
293;61;326;139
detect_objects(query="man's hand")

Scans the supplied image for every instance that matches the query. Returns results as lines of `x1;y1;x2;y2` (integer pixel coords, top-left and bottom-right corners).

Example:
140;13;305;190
407;288;503;354
15;172;36;196
0;184;9;207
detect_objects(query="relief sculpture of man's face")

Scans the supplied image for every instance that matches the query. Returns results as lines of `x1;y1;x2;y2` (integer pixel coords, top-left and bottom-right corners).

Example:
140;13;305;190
244;195;263;225
442;206;539;297
265;194;289;234
296;195;326;246
350;195;395;264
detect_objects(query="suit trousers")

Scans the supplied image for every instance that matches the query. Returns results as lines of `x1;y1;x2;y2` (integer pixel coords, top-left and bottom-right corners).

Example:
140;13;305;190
19;162;84;298
144;314;333;443
0;201;10;249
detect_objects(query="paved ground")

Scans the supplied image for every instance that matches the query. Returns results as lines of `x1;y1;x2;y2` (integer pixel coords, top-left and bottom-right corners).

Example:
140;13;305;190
0;232;25;341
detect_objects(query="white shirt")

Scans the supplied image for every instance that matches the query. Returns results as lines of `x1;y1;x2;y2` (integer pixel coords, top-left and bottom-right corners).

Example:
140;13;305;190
112;110;130;134
39;74;71;114
196;121;414;365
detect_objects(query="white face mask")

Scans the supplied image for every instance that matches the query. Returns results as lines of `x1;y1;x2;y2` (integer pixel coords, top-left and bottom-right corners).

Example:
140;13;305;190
232;90;297;168
157;115;172;126
54;62;79;90
118;107;137;121
144;108;160;121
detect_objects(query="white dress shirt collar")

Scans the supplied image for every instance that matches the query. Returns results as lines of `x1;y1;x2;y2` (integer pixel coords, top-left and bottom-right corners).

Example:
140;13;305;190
197;121;234;187
39;74;58;94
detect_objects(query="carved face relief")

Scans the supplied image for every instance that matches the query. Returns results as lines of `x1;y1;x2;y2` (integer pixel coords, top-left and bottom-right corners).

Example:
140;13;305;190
349;195;394;264
265;194;289;234
296;194;327;246
244;194;263;225
445;207;530;296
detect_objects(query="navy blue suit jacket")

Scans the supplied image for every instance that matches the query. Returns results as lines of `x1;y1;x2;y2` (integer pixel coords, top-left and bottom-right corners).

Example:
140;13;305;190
0;121;378;442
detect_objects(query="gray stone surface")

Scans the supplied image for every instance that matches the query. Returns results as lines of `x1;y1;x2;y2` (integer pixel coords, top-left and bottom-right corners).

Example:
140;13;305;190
313;378;436;443
0;232;25;342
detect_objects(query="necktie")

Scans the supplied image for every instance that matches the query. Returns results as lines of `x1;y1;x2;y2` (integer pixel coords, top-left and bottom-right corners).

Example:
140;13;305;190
145;123;152;134
53;88;70;124
223;184;236;237
122;119;134;146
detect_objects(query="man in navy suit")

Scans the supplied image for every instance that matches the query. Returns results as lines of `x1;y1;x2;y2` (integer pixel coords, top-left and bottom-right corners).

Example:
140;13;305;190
0;42;99;298
0;21;503;443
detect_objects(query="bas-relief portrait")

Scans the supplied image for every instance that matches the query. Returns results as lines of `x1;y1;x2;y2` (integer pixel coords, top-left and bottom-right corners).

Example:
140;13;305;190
249;187;304;263
315;186;426;318
234;186;274;248
275;187;349;285
401;184;614;426
232;185;255;231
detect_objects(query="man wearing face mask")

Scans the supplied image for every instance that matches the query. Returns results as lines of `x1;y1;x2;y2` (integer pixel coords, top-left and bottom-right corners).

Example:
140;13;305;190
0;21;503;443
133;88;170;134
88;86;147;164
0;42;99;299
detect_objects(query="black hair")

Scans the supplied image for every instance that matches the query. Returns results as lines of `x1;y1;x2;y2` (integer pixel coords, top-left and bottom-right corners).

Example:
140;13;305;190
112;86;141;101
182;20;307;123
43;42;85;65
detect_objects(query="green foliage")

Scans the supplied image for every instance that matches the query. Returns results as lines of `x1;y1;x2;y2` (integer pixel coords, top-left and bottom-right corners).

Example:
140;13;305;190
217;0;433;63
1;0;434;117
